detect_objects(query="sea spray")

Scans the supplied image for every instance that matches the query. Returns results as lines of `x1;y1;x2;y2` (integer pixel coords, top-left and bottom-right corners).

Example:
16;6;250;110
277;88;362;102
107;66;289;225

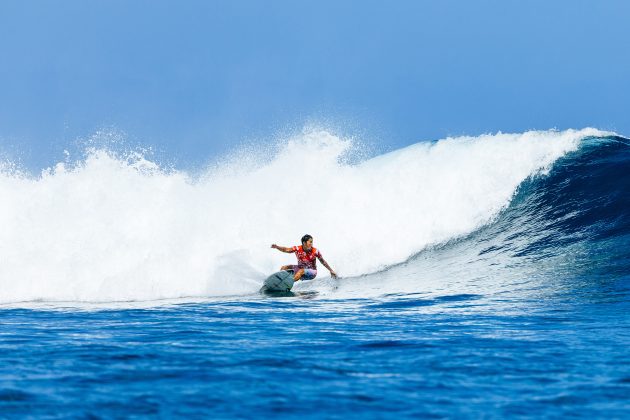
0;128;609;303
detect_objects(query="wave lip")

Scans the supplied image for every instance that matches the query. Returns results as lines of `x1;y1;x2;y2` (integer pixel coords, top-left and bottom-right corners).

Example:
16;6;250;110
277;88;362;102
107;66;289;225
0;128;614;304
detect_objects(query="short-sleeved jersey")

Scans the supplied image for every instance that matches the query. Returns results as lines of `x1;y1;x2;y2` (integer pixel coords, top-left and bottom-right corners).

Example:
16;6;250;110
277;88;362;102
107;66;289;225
292;245;322;270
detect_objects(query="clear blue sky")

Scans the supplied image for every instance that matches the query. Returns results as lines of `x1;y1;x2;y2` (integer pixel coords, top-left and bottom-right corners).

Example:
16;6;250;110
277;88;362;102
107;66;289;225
1;0;628;170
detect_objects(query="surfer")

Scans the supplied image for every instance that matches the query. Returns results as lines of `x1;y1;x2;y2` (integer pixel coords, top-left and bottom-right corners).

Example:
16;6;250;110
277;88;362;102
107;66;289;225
271;234;337;281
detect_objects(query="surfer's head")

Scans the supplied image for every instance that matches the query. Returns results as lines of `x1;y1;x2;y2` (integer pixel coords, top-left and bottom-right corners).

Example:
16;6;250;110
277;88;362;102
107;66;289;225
301;234;313;249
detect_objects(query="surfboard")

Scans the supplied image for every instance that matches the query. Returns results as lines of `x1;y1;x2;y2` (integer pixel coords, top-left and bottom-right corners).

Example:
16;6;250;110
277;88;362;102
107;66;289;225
263;270;295;292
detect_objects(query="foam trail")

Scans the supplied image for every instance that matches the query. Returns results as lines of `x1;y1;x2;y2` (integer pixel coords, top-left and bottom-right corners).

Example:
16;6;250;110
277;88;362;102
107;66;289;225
0;128;608;303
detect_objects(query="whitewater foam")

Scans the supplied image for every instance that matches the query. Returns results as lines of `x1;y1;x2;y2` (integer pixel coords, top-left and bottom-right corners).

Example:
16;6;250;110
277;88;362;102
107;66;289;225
0;128;609;303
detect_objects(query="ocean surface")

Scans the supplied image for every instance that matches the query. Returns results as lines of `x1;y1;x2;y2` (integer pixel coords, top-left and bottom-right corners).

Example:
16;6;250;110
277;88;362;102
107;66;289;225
1;128;629;418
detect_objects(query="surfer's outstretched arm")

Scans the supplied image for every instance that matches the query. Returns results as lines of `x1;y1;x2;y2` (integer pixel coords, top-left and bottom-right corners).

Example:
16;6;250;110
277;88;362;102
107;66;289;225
318;256;337;278
271;244;293;253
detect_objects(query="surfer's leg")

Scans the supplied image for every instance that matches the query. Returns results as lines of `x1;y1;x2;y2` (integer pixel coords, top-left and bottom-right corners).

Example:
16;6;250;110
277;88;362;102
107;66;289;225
281;265;299;274
293;268;305;281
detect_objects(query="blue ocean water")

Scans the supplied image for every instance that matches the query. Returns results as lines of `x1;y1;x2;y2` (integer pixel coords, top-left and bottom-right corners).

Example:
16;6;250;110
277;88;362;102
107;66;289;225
1;131;629;417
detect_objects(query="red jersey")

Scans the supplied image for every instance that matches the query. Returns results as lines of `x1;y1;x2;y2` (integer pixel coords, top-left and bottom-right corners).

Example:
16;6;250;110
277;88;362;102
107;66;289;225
292;245;322;270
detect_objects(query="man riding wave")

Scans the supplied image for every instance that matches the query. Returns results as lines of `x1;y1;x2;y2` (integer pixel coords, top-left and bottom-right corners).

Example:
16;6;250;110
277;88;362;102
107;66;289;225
271;234;337;281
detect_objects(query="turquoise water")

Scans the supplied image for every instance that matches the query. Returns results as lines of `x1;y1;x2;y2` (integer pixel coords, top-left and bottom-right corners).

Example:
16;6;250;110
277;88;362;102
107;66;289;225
1;290;628;418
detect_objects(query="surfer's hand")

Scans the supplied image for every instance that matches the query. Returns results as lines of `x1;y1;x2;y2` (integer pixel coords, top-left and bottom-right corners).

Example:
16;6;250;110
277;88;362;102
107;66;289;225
331;271;338;279
271;244;277;249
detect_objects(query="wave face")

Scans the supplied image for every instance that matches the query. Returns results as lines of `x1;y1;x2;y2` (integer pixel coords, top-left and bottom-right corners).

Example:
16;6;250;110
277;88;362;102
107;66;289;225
331;132;630;299
0;128;620;304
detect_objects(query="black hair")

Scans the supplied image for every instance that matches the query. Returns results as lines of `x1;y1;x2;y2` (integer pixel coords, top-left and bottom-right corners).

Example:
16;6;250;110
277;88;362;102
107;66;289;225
301;234;313;244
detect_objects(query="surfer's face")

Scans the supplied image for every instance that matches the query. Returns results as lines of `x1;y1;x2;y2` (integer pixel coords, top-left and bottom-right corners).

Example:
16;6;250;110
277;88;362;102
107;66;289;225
303;238;313;250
